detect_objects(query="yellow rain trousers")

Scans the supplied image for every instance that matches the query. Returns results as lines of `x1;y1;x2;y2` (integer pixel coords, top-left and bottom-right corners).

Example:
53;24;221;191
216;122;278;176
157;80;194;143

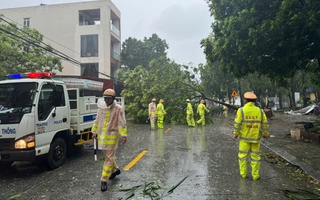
238;140;261;179
233;102;269;180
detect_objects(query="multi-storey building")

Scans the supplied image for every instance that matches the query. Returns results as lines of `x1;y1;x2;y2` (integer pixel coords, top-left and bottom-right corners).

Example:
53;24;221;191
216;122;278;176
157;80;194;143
0;0;121;80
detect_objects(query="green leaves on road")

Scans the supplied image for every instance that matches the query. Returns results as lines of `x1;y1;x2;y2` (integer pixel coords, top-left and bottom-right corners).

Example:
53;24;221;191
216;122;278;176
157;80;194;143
117;176;188;200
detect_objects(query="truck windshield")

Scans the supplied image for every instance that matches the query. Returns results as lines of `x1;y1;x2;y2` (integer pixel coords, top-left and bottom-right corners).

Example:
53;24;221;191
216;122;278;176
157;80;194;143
0;82;37;115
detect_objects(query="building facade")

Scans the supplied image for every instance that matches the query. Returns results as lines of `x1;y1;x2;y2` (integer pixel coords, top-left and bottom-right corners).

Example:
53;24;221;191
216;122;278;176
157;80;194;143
0;0;121;79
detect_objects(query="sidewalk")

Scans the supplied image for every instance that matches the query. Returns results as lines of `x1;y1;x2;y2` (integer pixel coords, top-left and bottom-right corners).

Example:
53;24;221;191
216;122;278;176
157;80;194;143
261;112;320;182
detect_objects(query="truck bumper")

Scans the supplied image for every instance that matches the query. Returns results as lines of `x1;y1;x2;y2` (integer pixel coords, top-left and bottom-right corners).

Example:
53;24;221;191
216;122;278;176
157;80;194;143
0;150;36;162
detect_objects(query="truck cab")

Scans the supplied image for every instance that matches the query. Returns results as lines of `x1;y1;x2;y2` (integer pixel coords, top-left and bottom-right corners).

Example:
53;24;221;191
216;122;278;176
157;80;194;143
0;72;99;169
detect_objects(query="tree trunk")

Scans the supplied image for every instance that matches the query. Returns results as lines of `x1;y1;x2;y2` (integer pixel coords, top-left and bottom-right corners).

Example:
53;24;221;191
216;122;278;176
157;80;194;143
302;73;308;107
238;79;243;106
290;77;295;109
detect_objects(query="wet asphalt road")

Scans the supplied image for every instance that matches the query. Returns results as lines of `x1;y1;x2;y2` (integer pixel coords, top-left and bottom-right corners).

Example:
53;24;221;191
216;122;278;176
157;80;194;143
0;118;318;200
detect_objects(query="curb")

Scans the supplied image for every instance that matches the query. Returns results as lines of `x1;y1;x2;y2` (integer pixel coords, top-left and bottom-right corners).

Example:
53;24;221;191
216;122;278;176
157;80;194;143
261;139;320;183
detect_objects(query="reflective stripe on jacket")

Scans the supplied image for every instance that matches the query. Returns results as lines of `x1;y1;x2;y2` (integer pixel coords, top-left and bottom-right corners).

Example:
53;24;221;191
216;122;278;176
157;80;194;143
233;102;269;143
91;101;127;150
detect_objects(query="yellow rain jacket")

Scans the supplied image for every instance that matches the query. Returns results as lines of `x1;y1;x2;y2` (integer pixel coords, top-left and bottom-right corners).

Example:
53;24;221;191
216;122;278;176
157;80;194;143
233;102;269;142
187;102;194;115
91;100;127;150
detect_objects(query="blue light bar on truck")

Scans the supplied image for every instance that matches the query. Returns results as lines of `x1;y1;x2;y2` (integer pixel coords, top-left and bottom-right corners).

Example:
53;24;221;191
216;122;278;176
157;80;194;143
6;72;53;79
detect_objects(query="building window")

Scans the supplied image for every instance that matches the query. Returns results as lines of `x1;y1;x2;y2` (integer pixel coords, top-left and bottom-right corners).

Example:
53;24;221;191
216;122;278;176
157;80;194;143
79;9;100;26
81;34;99;57
23;18;30;27
81;63;99;77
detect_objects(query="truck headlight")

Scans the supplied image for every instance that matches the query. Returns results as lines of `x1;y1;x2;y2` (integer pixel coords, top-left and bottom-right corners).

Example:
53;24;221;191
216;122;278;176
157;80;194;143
15;134;35;149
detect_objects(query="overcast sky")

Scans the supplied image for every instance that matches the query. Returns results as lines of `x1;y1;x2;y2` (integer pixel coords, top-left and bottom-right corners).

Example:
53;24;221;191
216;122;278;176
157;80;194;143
0;0;213;66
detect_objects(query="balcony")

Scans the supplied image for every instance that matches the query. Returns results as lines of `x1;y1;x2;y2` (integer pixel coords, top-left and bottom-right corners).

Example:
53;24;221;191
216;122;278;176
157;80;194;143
111;24;120;37
111;51;120;61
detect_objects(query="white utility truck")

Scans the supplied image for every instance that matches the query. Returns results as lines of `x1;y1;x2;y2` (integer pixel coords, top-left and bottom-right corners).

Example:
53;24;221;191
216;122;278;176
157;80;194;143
0;72;123;169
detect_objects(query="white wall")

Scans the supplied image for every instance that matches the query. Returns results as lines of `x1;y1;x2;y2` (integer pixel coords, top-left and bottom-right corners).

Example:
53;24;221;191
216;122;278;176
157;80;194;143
0;0;120;78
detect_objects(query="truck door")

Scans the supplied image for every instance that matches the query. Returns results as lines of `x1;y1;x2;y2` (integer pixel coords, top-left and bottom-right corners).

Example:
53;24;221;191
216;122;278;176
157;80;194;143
36;83;69;137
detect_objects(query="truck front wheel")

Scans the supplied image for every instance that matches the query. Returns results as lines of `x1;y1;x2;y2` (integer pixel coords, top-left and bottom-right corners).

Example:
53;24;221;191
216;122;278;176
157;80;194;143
47;137;67;169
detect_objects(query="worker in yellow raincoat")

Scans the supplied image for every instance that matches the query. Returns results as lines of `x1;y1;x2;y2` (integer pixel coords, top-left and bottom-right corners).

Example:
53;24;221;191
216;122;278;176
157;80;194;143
186;99;195;127
197;99;209;126
91;89;127;192
232;92;269;180
148;98;157;129
157;99;166;129
223;100;230;118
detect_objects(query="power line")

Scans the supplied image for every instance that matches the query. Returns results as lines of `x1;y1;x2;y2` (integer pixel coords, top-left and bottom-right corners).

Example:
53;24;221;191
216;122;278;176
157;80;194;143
0;17;82;65
0;15;122;82
0;26;81;66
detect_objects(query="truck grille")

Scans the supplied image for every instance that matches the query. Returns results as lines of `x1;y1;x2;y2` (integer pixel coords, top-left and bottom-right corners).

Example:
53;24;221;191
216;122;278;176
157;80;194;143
0;138;14;151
